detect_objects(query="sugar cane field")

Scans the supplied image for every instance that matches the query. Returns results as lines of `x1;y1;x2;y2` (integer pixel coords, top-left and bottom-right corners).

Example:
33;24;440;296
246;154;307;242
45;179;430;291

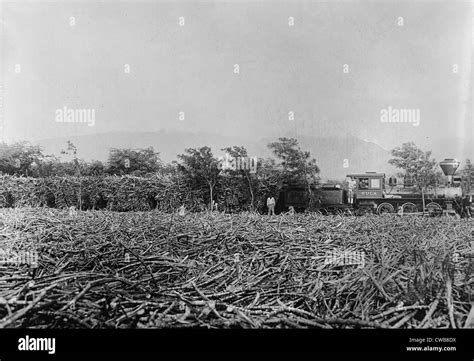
0;208;473;329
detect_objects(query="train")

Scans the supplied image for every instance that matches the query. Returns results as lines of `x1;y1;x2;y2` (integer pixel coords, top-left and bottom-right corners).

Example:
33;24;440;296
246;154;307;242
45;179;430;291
276;158;473;216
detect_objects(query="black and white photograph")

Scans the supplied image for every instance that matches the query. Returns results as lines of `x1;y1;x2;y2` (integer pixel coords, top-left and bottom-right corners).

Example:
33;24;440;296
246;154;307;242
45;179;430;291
0;0;473;358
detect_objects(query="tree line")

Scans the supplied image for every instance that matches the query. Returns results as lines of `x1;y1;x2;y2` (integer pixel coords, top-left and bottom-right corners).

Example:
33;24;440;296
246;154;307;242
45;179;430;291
0;139;472;211
0;138;320;211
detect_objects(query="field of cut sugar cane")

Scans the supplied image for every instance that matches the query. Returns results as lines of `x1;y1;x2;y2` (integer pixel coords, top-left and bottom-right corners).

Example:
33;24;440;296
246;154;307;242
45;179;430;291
0;208;473;329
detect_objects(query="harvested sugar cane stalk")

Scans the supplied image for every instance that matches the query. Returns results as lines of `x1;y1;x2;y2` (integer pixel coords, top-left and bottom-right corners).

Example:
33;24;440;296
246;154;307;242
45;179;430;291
0;283;58;328
420;297;440;328
0;209;471;328
446;276;456;328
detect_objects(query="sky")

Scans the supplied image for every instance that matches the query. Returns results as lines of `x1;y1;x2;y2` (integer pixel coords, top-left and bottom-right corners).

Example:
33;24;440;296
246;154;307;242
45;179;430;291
1;0;472;154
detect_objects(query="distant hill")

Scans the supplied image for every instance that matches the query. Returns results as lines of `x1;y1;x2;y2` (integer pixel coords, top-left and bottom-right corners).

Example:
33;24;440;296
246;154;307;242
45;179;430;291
32;130;417;181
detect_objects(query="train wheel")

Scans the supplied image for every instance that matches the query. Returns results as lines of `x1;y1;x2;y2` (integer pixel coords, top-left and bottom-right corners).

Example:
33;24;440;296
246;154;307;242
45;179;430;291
401;202;418;214
426;202;442;217
377;202;395;215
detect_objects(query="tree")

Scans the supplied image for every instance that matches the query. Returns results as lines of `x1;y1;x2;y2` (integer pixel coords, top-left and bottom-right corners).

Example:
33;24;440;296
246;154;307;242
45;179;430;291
388;142;439;213
107;147;162;176
0;142;46;176
61;141;81;175
177;146;220;210
61;141;84;209
82;160;106;176
461;158;473;194
220;146;258;210
256;157;284;210
35;155;62;177
267;137;320;206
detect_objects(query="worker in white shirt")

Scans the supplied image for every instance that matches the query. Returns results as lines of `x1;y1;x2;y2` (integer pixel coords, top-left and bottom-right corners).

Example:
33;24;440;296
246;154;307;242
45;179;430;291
267;196;276;216
346;177;356;204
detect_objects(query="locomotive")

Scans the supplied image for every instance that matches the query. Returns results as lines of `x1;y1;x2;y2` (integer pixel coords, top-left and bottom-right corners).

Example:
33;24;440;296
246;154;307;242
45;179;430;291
277;159;473;216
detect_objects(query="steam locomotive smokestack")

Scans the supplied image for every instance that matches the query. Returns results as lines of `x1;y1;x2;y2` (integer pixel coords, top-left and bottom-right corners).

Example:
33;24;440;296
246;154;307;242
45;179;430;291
439;159;460;185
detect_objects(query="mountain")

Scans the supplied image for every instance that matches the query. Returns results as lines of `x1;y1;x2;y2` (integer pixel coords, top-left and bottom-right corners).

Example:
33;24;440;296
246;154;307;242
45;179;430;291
32;130;401;181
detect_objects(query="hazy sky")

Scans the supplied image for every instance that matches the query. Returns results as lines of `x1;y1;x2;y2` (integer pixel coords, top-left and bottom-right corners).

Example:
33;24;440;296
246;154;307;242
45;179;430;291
1;0;472;152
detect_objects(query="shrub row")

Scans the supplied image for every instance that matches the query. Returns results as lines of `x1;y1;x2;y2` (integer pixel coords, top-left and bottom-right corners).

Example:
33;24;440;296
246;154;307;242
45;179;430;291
0;175;206;212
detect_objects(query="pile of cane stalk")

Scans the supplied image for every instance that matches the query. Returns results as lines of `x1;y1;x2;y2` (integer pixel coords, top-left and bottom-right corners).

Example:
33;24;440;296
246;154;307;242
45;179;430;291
0;208;472;328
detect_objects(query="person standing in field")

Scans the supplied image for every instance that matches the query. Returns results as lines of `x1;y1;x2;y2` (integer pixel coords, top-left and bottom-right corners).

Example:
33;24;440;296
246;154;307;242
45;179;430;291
267;195;275;216
346;177;356;204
